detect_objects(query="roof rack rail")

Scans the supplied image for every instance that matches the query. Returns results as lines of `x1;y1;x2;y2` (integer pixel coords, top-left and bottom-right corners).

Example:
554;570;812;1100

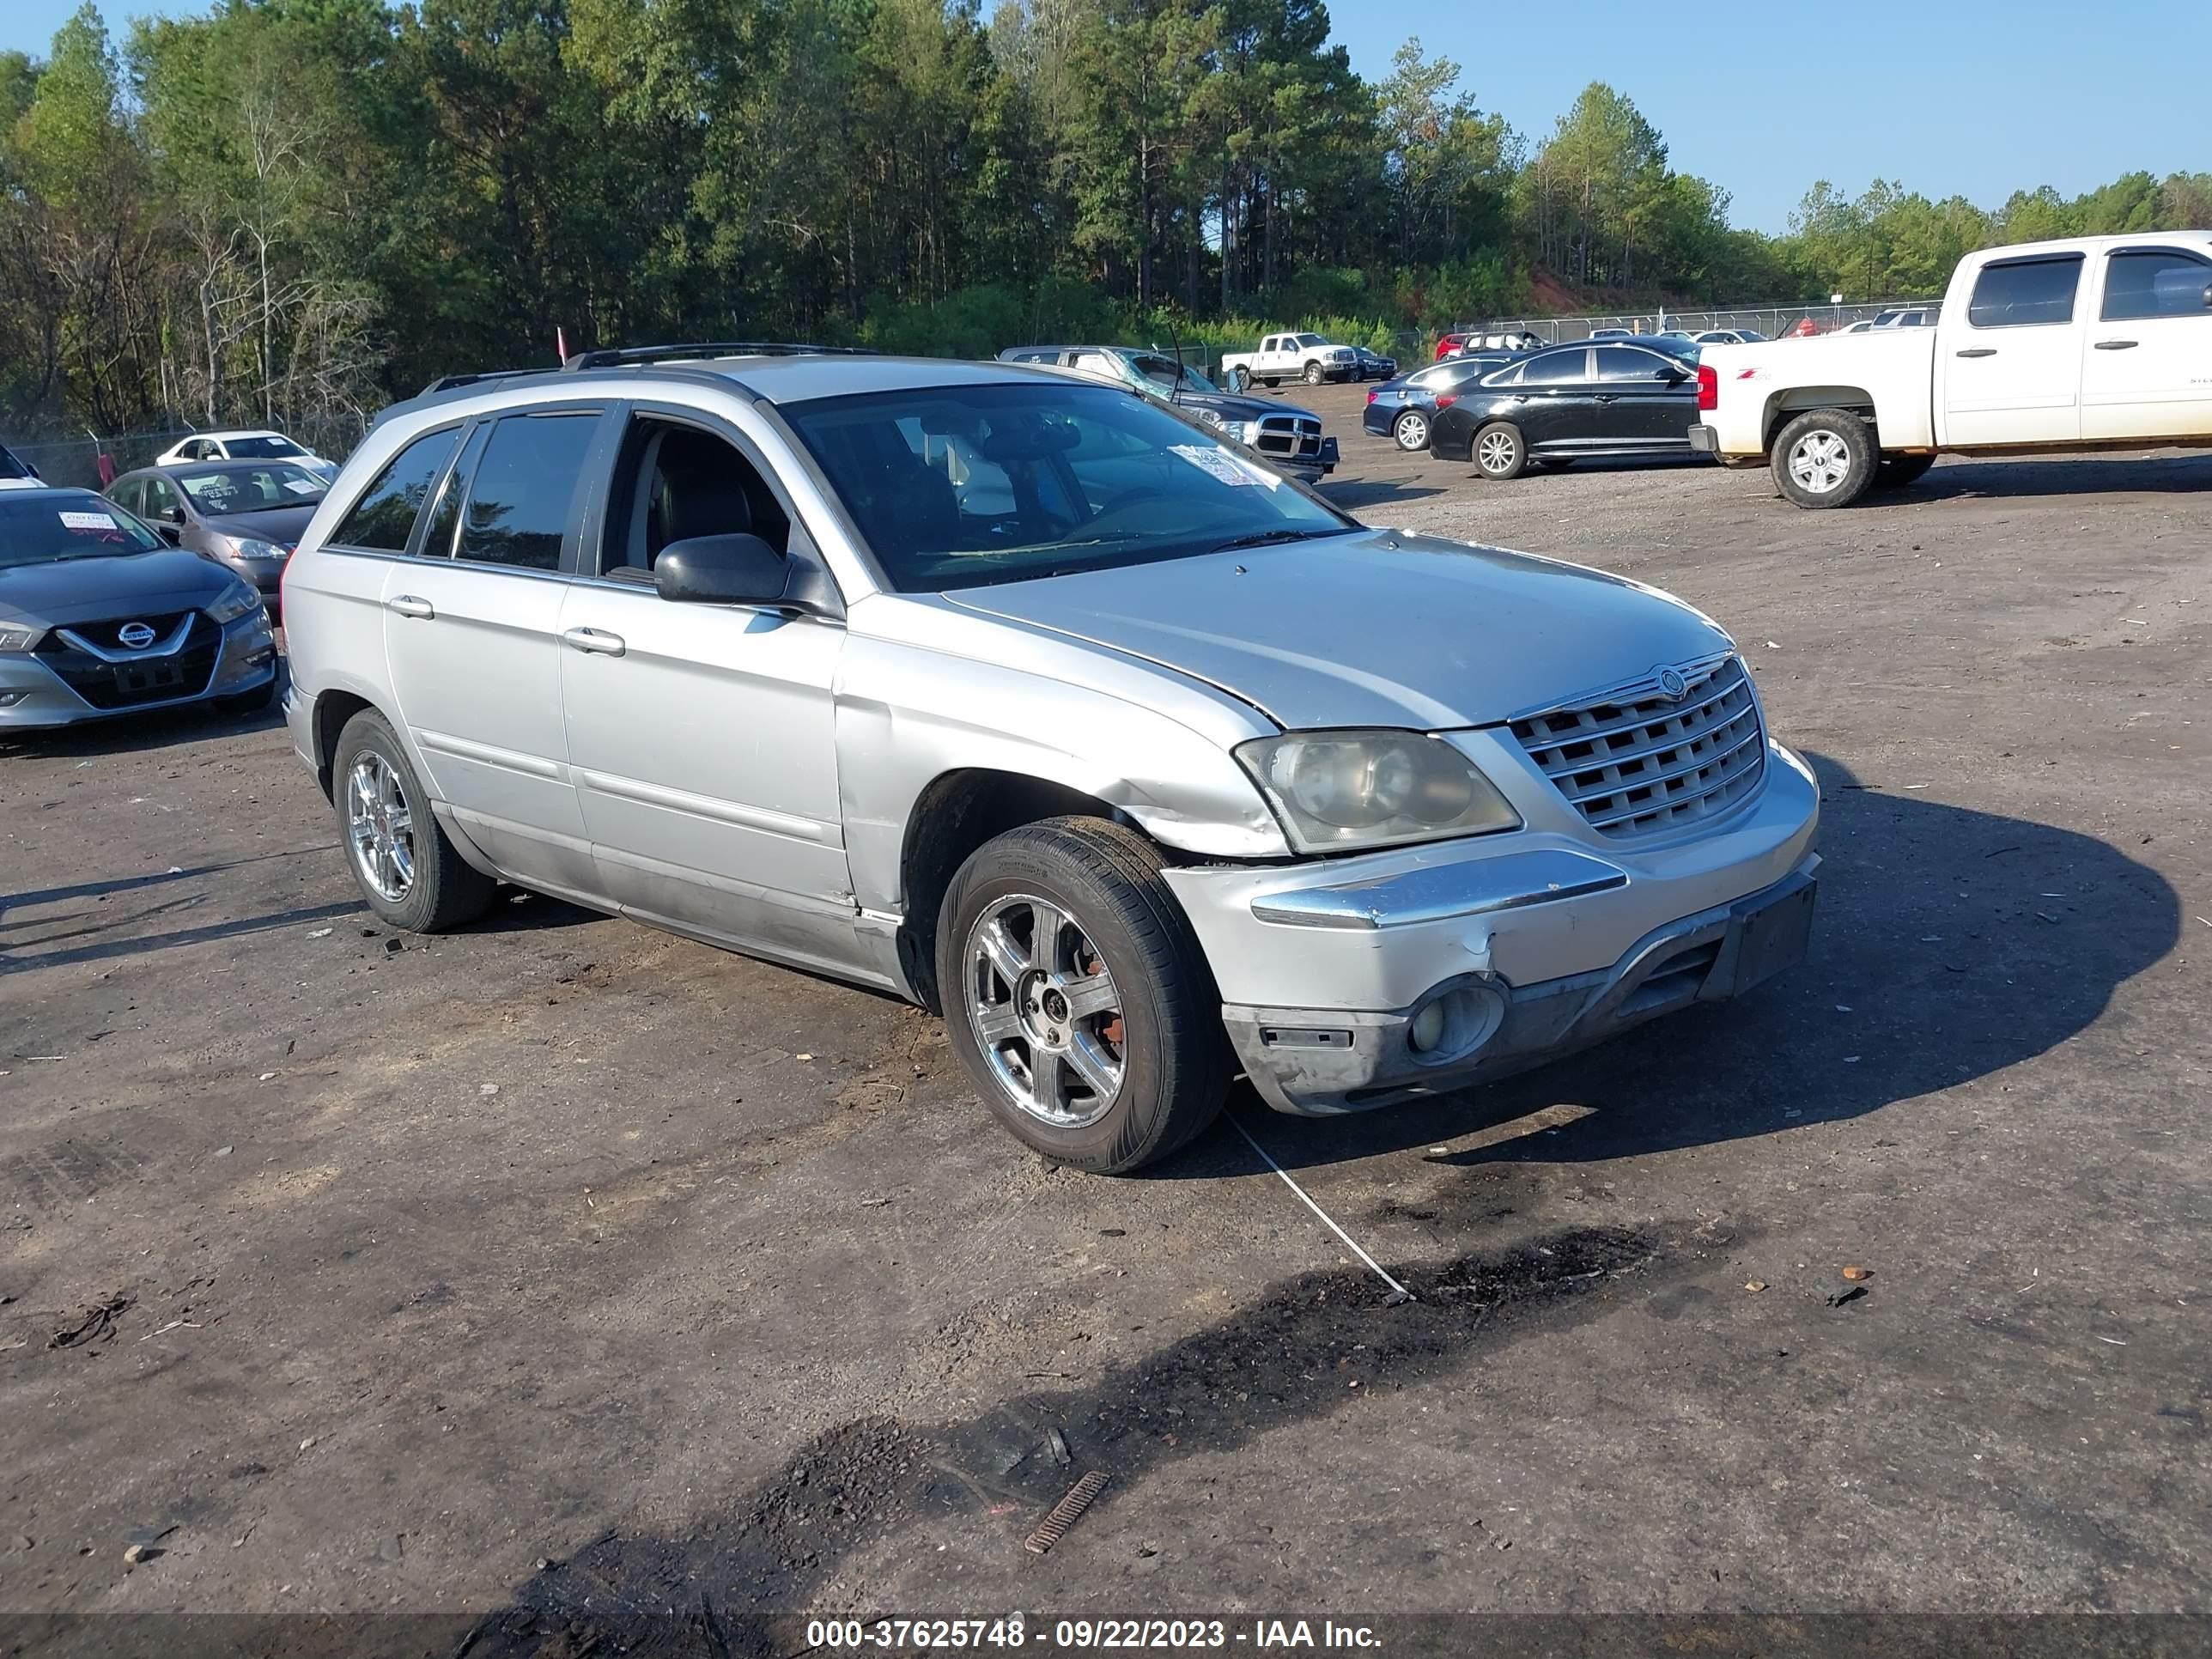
559;342;876;372
418;366;562;396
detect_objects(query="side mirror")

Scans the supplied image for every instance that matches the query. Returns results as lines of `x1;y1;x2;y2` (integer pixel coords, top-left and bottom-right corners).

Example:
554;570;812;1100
1662;366;1689;383
653;532;793;608
160;504;186;525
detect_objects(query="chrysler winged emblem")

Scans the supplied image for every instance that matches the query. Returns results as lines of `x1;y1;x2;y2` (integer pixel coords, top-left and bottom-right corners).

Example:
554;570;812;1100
1654;664;1689;702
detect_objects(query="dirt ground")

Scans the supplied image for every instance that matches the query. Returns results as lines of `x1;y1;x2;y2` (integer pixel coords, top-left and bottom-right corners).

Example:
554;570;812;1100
3;380;2209;1651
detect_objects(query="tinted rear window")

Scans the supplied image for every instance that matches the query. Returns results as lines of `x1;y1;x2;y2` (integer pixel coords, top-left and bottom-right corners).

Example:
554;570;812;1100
1967;256;2082;328
1522;348;1591;384
456;413;599;570
331;426;463;551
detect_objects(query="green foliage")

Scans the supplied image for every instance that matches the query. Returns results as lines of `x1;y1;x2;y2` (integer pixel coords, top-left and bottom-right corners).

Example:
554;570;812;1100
0;2;2203;434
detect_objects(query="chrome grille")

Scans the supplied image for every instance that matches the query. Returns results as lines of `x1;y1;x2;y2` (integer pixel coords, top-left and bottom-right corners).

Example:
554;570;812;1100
1510;656;1765;841
1256;415;1323;460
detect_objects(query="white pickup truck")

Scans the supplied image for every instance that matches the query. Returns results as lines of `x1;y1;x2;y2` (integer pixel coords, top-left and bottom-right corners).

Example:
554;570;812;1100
1221;331;1358;391
1691;232;2212;507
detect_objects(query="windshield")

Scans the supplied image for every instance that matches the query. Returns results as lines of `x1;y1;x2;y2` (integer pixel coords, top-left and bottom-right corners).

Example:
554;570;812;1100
0;493;165;568
783;382;1352;594
177;463;327;513
1133;355;1222;397
222;434;307;459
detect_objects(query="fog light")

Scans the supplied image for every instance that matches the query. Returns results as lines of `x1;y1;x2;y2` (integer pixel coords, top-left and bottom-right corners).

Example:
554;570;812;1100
0;690;24;707
1408;1000;1448;1053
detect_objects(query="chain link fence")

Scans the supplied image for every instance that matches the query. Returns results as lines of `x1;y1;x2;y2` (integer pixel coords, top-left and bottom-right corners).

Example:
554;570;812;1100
1447;301;1939;348
6;415;371;492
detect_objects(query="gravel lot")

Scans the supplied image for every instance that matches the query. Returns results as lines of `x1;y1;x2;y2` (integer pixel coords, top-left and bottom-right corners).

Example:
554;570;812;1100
3;380;2208;1650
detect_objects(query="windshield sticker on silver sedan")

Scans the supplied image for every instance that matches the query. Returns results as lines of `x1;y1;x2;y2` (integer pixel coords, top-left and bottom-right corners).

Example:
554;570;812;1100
1170;444;1279;489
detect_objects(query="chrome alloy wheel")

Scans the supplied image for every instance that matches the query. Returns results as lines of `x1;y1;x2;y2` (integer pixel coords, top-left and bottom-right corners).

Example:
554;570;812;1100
1787;429;1852;495
346;751;416;902
1478;428;1518;474
965;893;1126;1129
1394;410;1431;451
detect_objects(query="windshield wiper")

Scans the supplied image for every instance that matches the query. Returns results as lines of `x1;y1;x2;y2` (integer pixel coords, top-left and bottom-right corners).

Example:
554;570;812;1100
1206;526;1349;554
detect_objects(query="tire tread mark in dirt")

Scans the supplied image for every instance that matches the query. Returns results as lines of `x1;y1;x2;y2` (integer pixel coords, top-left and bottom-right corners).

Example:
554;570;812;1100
456;1224;1662;1659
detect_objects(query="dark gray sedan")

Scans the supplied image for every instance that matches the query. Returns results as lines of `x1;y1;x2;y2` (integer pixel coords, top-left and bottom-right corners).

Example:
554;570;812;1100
106;459;328;615
0;487;277;731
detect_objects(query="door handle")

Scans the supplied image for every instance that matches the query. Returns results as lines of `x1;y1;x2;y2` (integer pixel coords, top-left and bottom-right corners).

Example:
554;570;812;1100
2094;339;2138;350
386;594;434;620
1595;394;1620;403
1955;348;1997;359
562;626;626;657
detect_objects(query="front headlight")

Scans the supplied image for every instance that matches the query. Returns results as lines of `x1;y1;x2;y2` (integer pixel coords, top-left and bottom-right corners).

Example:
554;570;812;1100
1236;730;1522;854
228;537;289;562
0;624;41;653
1220;419;1259;446
206;582;264;624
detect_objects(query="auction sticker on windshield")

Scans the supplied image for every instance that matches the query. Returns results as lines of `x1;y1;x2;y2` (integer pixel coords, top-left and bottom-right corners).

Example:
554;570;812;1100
1170;443;1279;489
58;510;118;532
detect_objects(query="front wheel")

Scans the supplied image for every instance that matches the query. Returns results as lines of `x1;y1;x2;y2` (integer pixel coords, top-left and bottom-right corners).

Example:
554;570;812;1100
1392;410;1431;452
1771;408;1876;508
331;708;496;933
1874;453;1936;490
1474;422;1528;480
939;817;1228;1175
1303;362;1324;386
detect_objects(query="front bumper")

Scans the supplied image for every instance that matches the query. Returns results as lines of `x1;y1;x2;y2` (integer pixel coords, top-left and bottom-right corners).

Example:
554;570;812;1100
0;611;276;731
1161;743;1820;1115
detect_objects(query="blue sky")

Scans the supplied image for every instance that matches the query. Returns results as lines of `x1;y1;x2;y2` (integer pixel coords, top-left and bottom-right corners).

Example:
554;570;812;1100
6;0;2205;234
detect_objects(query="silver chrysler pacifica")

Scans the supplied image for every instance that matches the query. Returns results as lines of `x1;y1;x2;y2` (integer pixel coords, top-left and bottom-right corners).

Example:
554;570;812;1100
282;345;1819;1173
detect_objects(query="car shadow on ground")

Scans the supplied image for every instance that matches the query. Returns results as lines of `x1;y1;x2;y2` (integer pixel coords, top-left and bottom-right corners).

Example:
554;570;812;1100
1904;452;2212;501
1164;751;2179;1179
1321;476;1447;511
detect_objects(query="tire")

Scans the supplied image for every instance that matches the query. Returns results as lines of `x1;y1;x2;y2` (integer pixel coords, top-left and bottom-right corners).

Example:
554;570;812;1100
1771;408;1876;508
1262;377;1279;388
331;708;497;933
1303;361;1324;386
1873;453;1936;490
938;816;1229;1175
1473;422;1528;480
1392;410;1431;453
216;676;276;717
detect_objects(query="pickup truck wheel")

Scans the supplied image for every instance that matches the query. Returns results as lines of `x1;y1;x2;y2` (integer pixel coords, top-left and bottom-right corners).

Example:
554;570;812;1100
939;817;1228;1175
1303;361;1324;386
331;708;496;933
1772;409;1875;507
1262;376;1279;388
1874;453;1936;490
1392;410;1431;452
1474;422;1528;480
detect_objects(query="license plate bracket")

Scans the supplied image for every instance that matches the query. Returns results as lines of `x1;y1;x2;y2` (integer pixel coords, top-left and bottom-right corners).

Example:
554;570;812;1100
1730;878;1817;994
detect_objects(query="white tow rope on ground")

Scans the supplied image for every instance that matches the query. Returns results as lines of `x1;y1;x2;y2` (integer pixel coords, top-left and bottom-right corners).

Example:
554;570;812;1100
1230;1115;1416;1304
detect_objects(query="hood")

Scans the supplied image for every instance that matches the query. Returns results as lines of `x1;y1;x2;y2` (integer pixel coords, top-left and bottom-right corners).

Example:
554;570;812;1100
1172;390;1312;425
943;531;1732;731
0;547;234;629
199;503;318;547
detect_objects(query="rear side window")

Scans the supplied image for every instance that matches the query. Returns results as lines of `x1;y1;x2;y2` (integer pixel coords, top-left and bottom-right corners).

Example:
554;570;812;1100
2100;249;2212;321
1523;348;1591;385
456;413;599;571
331;426;463;550
1967;256;2082;328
